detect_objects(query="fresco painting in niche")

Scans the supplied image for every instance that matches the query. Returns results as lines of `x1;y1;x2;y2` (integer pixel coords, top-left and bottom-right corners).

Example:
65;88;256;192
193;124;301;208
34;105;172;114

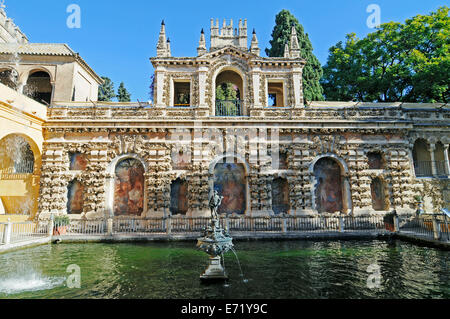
368;152;383;169
67;180;84;214
371;178;386;211
272;178;289;214
114;159;145;216
70;153;87;171
314;158;343;213
170;179;188;215
214;162;246;215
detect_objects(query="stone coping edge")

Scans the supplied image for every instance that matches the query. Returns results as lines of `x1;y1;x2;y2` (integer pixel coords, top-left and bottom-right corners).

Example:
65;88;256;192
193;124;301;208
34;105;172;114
0;236;51;254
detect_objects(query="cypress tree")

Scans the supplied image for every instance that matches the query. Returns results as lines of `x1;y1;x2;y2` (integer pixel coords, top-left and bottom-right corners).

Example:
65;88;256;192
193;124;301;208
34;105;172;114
117;82;131;102
266;10;324;102
98;76;116;102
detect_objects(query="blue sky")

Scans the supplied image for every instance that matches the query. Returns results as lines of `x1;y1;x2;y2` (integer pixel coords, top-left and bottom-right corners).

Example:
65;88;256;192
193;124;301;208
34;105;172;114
5;0;447;102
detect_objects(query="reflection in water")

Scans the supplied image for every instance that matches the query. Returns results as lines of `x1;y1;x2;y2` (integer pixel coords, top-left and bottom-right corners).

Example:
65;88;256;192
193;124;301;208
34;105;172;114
0;240;448;299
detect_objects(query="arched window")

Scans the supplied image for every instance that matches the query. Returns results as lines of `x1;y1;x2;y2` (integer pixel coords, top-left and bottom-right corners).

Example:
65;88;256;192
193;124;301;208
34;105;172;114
215;70;243;116
0;69;18;90
371;177;387;211
412;139;432;177
271;177;290;214
67;180;84;214
170;178;188;215
24;71;52;105
213;161;246;215
313;157;344;214
113;158;145;216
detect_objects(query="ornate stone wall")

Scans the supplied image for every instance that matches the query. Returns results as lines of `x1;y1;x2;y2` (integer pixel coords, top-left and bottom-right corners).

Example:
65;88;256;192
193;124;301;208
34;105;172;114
37;121;448;219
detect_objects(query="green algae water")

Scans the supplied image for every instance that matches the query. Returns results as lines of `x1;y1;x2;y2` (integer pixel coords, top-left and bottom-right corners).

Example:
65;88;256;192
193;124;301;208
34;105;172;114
0;239;448;299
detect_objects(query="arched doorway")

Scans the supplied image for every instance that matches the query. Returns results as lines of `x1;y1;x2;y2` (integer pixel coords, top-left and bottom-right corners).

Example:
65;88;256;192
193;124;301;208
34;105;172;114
24;70;53;105
271;177;290;214
113;158;145;216
215;69;244;116
0;134;38;217
170;178;188;215
313;157;348;214
212;158;247;215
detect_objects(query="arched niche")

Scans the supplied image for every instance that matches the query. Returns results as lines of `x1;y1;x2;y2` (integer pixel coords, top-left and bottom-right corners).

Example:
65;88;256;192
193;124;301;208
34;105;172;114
367;151;384;169
310;155;352;214
106;155;147;217
170;178;188;215
370;177;387;211
209;155;248;215
24;70;53;105
271;177;290;214
67;180;84;214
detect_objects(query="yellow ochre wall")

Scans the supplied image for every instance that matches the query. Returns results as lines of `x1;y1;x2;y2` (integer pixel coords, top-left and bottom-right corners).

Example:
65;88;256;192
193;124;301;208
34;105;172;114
0;83;46;222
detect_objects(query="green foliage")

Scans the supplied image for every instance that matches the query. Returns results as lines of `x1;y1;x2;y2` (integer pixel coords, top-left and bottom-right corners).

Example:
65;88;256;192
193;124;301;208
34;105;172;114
54;215;70;226
98;76;116;102
216;83;239;101
266;9;324;102
321;6;450;103
117;82;131;102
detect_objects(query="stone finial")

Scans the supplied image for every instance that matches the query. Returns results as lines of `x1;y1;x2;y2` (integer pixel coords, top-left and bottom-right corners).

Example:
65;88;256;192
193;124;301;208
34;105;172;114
289;25;301;58
250;29;260;56
166;38;171;56
284;43;290;58
197;28;207;56
157;20;171;57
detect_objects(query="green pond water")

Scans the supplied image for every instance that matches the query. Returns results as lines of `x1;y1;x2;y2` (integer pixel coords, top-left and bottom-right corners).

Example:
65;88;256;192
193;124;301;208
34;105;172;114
0;239;448;299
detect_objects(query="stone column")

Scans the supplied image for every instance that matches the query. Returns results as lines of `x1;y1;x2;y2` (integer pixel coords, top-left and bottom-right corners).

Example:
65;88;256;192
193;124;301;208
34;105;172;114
197;66;208;108
155;66;166;107
250;66;262;108
291;66;304;108
429;143;437;177
443;144;450;178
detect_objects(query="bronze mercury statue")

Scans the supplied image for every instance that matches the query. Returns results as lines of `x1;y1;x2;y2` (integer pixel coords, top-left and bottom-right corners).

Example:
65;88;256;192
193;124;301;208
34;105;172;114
209;190;223;219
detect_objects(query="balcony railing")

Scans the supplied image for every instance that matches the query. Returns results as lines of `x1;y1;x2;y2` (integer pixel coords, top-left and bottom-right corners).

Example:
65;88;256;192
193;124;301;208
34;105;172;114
414;161;447;177
215;99;242;117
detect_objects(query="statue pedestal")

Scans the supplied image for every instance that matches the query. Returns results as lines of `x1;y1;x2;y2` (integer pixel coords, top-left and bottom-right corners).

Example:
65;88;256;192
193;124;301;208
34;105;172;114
200;256;228;281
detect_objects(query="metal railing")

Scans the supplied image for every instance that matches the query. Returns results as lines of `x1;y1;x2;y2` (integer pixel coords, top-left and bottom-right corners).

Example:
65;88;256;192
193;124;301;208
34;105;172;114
414;161;447;177
47;215;389;235
215;100;242;117
0;220;49;245
398;214;450;242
